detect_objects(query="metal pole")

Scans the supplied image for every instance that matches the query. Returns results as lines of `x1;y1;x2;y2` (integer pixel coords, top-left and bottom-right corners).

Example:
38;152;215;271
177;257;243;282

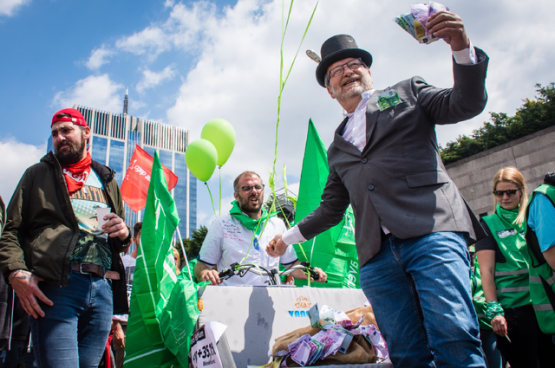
176;226;193;281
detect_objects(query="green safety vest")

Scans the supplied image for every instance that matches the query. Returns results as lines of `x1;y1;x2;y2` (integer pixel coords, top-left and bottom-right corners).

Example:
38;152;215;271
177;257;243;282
470;255;492;330
525;184;555;334
483;208;531;309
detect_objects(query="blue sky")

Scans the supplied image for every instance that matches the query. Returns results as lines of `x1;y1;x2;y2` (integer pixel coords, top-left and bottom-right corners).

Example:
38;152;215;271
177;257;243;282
1;0;554;228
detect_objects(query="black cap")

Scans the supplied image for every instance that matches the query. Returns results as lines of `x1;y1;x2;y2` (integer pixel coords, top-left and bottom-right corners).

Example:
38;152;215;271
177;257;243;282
544;172;555;186
315;34;372;87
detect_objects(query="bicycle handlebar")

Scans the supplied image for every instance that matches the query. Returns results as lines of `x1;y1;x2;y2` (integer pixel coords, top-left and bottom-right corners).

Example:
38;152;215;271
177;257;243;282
217;261;320;284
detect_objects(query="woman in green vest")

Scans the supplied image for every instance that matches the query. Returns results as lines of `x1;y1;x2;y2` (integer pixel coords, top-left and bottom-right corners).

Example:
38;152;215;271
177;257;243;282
476;167;555;368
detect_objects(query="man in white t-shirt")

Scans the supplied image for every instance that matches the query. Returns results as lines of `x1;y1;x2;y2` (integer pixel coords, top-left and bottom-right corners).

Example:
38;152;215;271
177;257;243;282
195;171;327;286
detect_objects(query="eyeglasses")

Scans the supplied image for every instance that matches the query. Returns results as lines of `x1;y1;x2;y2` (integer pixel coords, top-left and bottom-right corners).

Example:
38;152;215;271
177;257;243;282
328;58;367;80
240;184;264;193
492;188;521;197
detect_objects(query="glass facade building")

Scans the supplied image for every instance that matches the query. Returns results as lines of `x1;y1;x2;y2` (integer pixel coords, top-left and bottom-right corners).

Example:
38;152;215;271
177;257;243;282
48;105;197;239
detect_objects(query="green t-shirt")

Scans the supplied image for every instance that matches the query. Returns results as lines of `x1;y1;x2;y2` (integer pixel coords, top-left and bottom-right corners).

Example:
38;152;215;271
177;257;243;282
69;170;112;268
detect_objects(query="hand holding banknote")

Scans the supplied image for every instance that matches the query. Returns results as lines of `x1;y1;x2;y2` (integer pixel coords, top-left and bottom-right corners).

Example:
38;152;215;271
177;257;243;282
425;10;469;51
394;3;470;51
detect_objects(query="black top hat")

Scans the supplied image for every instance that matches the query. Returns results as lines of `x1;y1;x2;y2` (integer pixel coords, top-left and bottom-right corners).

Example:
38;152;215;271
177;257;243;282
315;34;372;87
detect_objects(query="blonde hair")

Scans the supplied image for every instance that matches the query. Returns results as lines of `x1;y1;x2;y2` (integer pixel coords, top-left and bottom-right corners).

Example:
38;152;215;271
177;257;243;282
492;167;528;225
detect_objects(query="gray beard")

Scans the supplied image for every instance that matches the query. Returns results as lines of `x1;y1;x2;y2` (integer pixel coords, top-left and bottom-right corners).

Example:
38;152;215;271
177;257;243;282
332;76;373;104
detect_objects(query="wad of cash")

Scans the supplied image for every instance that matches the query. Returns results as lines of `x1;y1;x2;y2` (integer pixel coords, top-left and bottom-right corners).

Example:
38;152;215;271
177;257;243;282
394;2;449;44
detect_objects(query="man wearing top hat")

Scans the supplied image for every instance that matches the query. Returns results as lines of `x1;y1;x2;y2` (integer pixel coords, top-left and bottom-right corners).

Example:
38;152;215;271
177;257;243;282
268;11;488;368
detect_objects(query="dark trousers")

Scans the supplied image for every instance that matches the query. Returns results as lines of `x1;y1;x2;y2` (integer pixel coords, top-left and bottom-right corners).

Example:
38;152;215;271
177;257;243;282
0;341;35;368
496;304;555;368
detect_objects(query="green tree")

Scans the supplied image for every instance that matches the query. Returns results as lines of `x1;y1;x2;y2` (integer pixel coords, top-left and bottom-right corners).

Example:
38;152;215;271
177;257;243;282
440;83;555;165
173;226;209;263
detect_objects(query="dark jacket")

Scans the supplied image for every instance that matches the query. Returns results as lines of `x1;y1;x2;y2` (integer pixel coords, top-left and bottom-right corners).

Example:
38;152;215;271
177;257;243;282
298;48;489;266
0;277;29;351
0;152;130;314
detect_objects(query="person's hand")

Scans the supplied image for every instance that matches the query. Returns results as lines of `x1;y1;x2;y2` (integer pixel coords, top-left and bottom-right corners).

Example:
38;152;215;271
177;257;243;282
113;321;125;349
102;213;129;241
9;270;53;319
491;315;508;336
425;11;469;51
312;268;327;283
266;234;289;258
201;269;222;286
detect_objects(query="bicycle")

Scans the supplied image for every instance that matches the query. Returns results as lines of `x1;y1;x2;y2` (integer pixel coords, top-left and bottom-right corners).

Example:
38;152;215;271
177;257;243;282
218;261;320;286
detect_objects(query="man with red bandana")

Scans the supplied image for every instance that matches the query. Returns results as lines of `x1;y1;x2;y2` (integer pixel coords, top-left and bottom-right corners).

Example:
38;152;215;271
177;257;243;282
194;171;327;286
0;108;130;367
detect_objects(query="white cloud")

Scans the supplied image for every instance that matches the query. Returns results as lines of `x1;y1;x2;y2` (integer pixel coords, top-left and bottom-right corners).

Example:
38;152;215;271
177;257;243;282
130;99;147;110
0;139;45;203
136;64;177;93
85;46;113;70
0;0;30;17
114;1;216;59
115;26;171;57
158;0;555;185
99;0;555;218
287;182;299;197
52;74;124;112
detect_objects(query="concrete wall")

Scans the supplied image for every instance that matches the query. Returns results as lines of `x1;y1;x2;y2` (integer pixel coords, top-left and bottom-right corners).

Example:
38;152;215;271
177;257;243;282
446;125;555;217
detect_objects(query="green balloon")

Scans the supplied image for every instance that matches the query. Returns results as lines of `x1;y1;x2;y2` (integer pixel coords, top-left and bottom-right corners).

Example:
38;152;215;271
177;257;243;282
201;119;236;167
185;139;218;182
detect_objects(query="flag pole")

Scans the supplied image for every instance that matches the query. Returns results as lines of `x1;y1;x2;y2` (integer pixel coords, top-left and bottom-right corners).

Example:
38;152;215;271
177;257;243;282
176;226;193;281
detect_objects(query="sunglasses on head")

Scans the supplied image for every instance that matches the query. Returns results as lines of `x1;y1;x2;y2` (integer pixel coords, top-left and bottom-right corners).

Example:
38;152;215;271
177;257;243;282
492;188;521;197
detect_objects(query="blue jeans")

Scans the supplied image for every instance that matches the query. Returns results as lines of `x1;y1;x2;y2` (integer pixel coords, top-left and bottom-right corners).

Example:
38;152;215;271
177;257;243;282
359;232;485;368
480;329;501;368
30;270;113;368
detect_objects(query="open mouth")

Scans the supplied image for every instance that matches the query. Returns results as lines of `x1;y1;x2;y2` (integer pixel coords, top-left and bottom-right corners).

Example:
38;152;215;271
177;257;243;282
342;78;360;87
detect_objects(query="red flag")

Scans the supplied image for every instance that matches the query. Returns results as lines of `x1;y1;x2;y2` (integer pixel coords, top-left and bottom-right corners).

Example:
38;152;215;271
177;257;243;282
120;145;178;212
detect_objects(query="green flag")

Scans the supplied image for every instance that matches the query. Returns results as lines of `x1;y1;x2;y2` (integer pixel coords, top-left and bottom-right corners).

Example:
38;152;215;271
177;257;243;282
293;120;360;289
124;151;183;367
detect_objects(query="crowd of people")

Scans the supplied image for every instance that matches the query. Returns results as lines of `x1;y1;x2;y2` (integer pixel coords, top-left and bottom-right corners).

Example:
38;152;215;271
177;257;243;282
0;8;553;368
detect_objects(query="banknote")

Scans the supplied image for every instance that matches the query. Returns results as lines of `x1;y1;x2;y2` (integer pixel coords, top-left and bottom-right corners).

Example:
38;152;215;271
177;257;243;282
394;16;416;40
308;304;323;329
377;90;402;111
288;334;311;355
364;324;388;359
307;340;323;365
310;331;330;358
333;326;354;354
394;2;449;44
291;341;311;366
401;14;418;39
324;329;346;357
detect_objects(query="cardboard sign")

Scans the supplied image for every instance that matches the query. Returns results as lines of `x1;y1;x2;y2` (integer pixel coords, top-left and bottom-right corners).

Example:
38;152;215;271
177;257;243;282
191;322;227;368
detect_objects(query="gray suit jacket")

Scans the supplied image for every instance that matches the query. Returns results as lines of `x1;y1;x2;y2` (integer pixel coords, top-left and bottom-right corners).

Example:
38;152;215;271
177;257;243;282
298;48;489;266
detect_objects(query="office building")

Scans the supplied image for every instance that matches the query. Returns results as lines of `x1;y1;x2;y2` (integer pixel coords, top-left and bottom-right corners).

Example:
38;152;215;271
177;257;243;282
47;92;197;239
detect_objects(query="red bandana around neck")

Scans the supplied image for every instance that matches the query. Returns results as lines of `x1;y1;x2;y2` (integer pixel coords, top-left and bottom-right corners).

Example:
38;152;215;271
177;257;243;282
62;153;92;195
